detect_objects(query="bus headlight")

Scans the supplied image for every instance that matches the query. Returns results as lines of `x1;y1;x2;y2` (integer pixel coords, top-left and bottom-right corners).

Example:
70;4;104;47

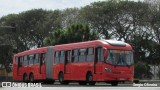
105;67;112;73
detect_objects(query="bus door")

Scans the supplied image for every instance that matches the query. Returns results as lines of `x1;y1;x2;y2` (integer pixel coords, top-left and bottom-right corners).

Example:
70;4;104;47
17;57;23;76
95;47;103;76
64;50;71;79
40;53;46;74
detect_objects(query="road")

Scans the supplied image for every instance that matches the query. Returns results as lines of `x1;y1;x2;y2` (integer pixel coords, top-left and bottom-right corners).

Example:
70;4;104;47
1;81;160;90
1;80;160;87
42;81;132;87
41;80;160;87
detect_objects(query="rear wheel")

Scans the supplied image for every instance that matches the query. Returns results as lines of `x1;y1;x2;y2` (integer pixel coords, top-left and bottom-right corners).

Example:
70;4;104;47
29;73;34;83
59;72;68;85
23;74;28;83
86;73;96;85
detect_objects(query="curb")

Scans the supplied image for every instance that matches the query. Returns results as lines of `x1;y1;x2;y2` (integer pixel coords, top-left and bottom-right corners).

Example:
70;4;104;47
140;80;160;82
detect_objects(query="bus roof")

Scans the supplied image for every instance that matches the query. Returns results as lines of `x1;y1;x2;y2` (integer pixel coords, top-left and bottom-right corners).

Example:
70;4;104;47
104;40;127;47
14;40;132;56
54;40;132;49
14;47;48;56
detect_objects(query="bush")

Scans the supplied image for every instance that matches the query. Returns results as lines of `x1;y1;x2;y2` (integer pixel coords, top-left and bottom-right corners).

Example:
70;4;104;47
134;61;152;79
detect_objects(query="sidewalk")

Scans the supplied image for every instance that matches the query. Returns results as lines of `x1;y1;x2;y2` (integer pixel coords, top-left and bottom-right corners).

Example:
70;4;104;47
140;80;160;82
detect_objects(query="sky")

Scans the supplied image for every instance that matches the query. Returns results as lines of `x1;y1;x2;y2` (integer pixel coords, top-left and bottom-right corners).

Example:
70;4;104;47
0;0;142;18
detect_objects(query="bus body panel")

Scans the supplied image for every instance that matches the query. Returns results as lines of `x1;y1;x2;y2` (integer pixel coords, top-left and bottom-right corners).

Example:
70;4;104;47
52;40;133;82
13;40;134;83
13;47;47;81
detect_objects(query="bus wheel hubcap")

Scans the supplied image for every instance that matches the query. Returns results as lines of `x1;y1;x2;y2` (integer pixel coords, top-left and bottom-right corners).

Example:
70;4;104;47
60;74;63;82
89;75;92;81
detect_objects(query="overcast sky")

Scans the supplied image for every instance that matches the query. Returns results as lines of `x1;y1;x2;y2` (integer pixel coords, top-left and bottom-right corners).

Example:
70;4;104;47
0;0;142;18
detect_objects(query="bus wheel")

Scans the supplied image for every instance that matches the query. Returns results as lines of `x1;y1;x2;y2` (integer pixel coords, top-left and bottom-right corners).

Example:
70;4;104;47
79;81;87;85
29;73;34;83
59;72;68;85
86;73;96;85
23;74;28;83
111;81;118;86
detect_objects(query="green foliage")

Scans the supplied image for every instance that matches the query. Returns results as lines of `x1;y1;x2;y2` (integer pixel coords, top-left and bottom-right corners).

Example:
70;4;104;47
0;45;13;72
81;0;149;40
134;61;153;79
44;23;99;45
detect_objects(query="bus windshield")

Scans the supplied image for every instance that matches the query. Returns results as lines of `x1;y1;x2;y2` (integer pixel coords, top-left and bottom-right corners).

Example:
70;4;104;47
105;50;134;66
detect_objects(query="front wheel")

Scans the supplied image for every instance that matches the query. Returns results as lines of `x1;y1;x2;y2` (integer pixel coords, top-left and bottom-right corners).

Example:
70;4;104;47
86;73;96;85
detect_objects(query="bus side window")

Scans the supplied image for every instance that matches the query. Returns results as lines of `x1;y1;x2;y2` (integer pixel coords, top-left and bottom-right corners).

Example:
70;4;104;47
79;49;86;62
59;51;65;63
96;47;104;62
65;51;71;64
17;57;22;67
29;55;34;65
34;54;39;64
40;53;46;65
15;57;18;64
86;48;94;62
24;55;28;66
72;49;79;62
20;57;23;66
54;51;59;64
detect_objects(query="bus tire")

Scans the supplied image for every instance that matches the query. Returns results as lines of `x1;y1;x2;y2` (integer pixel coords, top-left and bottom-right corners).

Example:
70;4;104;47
111;81;118;86
23;73;28;83
86;72;96;85
59;72;68;85
29;73;34;83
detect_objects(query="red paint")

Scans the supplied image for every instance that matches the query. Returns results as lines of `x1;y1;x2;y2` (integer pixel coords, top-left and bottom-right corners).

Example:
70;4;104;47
13;40;134;82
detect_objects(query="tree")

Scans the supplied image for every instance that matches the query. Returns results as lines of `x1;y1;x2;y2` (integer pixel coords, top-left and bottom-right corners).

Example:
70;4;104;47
81;0;150;41
44;23;99;45
61;8;82;28
134;61;153;79
144;0;160;79
0;45;13;72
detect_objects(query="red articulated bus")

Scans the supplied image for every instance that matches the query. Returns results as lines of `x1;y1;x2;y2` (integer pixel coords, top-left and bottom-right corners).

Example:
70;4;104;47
13;40;134;86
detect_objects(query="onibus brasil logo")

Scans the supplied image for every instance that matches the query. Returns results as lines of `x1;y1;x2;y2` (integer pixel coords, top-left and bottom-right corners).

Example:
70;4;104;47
2;82;42;87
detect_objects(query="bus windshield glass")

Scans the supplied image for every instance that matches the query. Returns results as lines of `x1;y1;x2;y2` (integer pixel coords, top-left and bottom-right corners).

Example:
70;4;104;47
105;50;133;66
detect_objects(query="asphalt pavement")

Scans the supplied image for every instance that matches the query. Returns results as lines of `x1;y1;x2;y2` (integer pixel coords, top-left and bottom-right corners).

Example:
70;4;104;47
0;80;160;87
